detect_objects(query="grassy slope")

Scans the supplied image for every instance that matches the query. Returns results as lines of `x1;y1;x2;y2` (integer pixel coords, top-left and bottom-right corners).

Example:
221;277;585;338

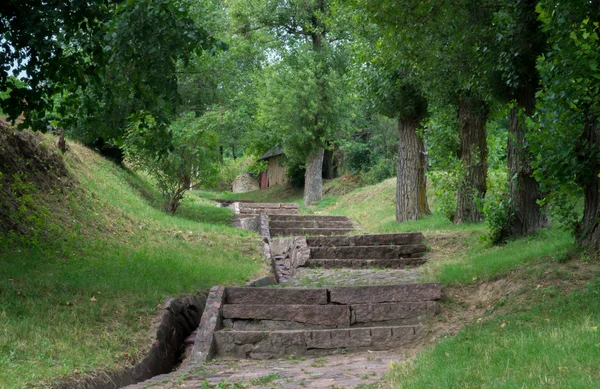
0;141;264;388
207;177;599;387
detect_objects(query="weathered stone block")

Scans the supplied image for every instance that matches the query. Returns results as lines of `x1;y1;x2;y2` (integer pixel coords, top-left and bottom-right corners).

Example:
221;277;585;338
225;287;328;305
329;284;442;304
351;302;436;323
307;233;425;247
305;257;427;269
189;286;225;364
309;245;426;260
222;304;351;326
270;227;354;237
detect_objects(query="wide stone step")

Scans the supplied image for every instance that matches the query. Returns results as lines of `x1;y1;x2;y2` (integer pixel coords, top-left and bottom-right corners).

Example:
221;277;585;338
270;227;354;237
310;244;426;260
329;284;442;303
239;202;299;209
221;301;437;331
307;233;425;247
222;304;351;326
225;287;328;305
239;208;299;216
269;215;351;222
269;220;355;229
225;284;441;305
213;326;420;359
305;257;427;269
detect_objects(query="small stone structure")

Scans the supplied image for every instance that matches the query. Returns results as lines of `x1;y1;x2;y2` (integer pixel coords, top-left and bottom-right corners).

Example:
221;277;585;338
231;172;260;193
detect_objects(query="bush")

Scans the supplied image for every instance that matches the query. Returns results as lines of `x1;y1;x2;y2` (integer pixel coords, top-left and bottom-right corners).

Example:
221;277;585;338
124;112;219;214
360;158;396;185
483;170;511;243
429;169;459;220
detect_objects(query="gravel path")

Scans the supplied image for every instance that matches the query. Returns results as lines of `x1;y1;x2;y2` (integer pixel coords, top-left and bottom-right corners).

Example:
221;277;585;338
286;267;424;287
174;350;406;389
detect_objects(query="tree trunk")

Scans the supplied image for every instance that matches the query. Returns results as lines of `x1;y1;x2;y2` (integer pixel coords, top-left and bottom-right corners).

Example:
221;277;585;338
454;95;488;223
417;131;431;216
506;88;548;238
56;127;66;153
396;119;430;222
576;111;600;253
304;147;324;205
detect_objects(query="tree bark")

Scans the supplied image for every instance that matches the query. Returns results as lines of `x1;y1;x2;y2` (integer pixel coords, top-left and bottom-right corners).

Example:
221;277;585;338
304;147;324;205
454;95;488;223
396;119;430;222
506;88;548;238
576;111;600;253
417;131;431;216
56;127;66;153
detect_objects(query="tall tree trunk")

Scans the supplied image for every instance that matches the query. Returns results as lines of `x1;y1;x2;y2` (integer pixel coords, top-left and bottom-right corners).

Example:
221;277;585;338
396;119;430;222
576;111;600;253
506;87;548;238
304;147;324;205
417;131;431;216
455;95;488;223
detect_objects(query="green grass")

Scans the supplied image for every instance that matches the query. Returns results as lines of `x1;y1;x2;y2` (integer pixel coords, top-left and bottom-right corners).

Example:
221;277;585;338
0;142;264;388
387;277;600;388
437;229;574;285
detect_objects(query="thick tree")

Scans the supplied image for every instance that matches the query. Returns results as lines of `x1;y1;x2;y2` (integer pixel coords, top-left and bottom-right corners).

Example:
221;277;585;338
377;74;430;221
492;0;549;239
345;3;431;222
454;93;489;223
231;0;342;205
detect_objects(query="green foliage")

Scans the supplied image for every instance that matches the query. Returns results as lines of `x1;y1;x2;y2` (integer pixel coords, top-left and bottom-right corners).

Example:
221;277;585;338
0;0;110;129
360;158;396;185
340;114;397;183
256;47;349;166
483;170;512;244
532;1;600;196
429;170;460;221
123;112;219;214
212;155;265;191
64;0;219;146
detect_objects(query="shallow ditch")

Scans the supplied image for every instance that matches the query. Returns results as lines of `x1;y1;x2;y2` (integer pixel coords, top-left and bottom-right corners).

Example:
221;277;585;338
52;293;207;389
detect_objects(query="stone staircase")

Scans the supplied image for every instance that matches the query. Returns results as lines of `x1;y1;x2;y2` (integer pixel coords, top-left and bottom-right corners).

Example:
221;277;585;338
236;202;300;216
196;284;441;360
269;214;356;237
305;233;427;269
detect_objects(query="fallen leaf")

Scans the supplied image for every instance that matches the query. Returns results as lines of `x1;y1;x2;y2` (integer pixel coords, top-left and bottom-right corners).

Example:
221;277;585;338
500;322;506;328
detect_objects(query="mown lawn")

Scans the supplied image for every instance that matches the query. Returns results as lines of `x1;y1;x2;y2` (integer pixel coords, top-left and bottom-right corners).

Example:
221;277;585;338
0;143;264;388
